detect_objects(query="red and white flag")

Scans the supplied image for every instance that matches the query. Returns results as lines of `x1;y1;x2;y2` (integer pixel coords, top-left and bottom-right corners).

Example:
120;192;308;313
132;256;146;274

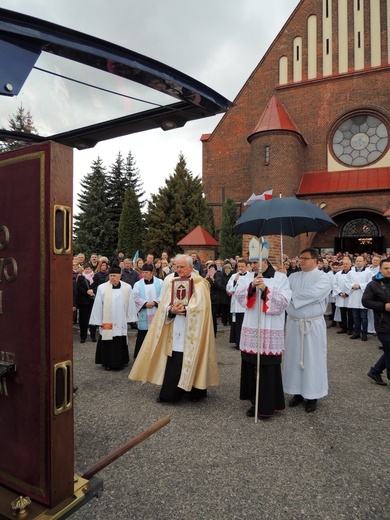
243;190;273;206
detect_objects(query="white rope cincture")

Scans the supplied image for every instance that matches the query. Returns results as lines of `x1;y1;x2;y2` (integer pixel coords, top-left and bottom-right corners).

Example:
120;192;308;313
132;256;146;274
289;315;323;369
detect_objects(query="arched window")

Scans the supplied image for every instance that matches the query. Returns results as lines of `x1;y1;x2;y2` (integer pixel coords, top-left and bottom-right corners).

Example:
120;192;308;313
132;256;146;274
341;218;379;237
279;56;288;85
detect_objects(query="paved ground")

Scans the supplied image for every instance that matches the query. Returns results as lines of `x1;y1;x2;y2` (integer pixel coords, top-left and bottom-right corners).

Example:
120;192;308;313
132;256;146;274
70;321;389;520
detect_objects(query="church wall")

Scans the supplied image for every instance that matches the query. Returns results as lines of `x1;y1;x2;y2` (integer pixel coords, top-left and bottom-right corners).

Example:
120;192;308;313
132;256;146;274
202;0;390;259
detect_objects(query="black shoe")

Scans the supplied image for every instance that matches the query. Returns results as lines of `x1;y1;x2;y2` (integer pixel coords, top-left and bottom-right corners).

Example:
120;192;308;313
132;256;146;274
347;330;353;335
156;396;167;403
350;334;361;340
367;371;387;386
337;329;348;334
80;338;86;343
305;399;317;413
246;405;255;417
289;394;304;407
361;335;368;341
378;345;384;350
327;323;336;328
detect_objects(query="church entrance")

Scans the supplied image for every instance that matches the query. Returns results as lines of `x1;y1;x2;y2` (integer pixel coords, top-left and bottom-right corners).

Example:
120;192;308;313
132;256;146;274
334;217;385;255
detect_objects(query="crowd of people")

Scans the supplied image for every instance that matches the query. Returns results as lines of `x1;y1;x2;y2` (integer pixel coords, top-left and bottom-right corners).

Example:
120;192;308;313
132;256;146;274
72;246;390;419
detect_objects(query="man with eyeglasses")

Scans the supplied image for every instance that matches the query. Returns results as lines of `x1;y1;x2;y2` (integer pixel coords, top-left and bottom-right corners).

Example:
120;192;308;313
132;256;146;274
129;254;219;403
283;248;332;413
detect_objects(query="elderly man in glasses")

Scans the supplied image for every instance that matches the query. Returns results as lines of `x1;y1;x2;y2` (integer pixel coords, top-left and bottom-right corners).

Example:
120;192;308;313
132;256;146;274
129;254;219;403
283;248;332;413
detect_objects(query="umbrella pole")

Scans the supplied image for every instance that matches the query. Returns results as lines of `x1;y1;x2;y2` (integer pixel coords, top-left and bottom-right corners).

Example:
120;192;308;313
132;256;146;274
280;233;284;265
279;192;284;265
254;237;263;424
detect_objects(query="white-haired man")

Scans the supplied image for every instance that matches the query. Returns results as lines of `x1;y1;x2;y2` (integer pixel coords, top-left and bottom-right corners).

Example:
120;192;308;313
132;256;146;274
129;254;219;402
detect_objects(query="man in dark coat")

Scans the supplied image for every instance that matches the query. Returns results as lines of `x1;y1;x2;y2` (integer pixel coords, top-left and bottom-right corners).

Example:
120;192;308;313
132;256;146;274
121;258;140;288
215;263;233;326
362;258;390;386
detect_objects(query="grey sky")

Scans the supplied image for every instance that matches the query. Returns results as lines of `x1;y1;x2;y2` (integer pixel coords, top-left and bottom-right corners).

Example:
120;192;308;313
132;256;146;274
0;0;300;210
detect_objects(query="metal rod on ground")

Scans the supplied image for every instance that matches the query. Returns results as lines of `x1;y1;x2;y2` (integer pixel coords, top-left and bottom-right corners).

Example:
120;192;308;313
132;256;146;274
254;237;264;424
81;416;171;480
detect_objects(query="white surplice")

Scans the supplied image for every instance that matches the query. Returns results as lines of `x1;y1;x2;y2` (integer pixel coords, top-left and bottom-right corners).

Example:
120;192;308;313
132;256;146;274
344;268;372;309
133;277;163;330
367;266;379;334
89;281;137;338
333;269;350;316
226;271;254;314
236;272;291;355
283;269;332;400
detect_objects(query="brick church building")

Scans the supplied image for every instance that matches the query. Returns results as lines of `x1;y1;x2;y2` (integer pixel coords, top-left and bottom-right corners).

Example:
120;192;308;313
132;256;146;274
202;0;390;261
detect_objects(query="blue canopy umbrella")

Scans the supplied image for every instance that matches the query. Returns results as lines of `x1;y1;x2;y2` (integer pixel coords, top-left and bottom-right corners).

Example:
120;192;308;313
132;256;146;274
235;197;336;238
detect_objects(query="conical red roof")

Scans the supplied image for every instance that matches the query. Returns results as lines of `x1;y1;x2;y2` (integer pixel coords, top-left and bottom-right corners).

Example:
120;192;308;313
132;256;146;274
248;94;304;142
177;225;219;246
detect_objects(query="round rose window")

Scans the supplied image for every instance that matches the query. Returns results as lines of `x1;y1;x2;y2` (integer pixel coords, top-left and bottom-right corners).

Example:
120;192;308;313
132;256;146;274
332;114;388;166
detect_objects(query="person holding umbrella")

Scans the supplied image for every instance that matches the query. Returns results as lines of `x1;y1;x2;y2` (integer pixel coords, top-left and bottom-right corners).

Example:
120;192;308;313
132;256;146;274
235;197;336;414
283;248;332;413
236;238;291;420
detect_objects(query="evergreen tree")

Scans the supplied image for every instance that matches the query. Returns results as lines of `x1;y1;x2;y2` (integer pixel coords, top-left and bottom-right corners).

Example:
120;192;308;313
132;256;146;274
106;151;146;253
106;152;126;251
143;153;212;256
125;151;146;208
73;157;115;257
0;104;38;152
117;187;144;258
219;197;242;259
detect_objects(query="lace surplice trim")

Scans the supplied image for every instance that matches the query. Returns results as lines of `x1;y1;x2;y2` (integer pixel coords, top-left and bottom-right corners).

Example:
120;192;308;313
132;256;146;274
240;326;284;355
